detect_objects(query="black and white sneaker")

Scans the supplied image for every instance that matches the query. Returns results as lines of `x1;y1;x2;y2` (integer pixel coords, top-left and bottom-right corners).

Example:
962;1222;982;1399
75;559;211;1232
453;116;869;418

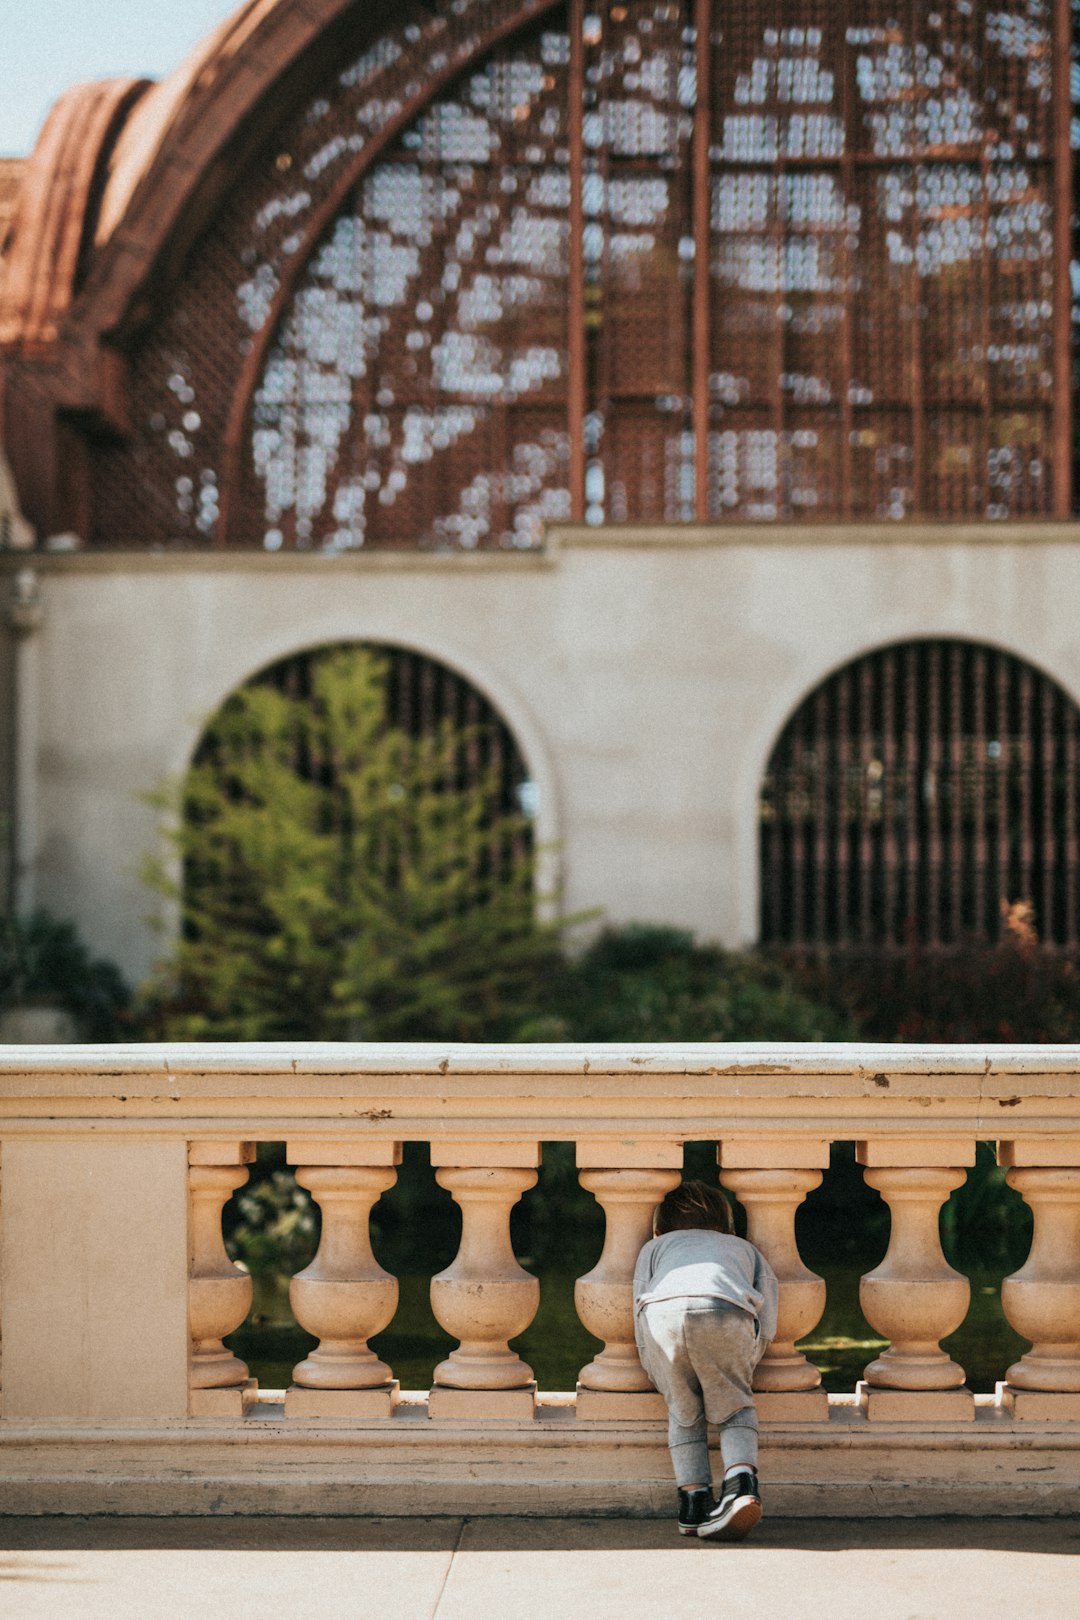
697;1469;762;1541
677;1486;715;1536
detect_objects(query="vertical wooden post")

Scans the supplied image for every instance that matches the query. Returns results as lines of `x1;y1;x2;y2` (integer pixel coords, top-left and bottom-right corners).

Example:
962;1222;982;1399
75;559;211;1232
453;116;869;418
692;0;712;520
568;0;586;522
1051;0;1073;516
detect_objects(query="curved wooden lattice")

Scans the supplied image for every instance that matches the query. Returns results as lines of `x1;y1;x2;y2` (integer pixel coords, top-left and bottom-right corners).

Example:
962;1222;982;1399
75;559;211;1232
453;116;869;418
760;640;1080;950
89;0;1075;547
240;21;573;551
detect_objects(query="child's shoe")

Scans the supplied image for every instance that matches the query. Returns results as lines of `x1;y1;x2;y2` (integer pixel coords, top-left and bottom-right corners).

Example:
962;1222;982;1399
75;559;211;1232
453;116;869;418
676;1486;715;1536
697;1468;762;1541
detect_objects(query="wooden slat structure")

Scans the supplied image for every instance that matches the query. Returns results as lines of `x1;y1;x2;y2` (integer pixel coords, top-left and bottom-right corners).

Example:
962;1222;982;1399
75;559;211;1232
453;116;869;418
75;0;1073;550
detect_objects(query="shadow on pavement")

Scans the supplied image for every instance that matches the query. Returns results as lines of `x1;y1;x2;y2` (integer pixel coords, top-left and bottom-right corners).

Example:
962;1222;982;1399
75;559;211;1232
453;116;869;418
0;1516;1076;1557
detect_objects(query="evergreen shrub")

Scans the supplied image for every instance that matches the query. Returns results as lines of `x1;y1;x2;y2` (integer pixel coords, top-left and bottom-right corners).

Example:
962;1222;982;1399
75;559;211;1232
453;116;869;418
518;924;855;1043
139;646;559;1041
0;909;130;1039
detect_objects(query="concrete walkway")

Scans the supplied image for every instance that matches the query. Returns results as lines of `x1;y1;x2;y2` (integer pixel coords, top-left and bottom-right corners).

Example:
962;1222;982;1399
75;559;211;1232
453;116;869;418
0;1517;1077;1620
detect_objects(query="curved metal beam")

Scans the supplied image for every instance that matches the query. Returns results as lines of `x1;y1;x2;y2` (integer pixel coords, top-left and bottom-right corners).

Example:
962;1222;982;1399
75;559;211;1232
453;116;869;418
215;0;563;546
70;0;367;346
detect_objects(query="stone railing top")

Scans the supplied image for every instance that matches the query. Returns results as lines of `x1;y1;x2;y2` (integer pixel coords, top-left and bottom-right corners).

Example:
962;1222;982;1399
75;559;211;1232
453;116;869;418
2;1039;1080;1076
1;1043;1079;1148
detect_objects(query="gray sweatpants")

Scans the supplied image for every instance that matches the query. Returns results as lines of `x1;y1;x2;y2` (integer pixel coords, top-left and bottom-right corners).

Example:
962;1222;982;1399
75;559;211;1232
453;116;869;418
638;1297;762;1488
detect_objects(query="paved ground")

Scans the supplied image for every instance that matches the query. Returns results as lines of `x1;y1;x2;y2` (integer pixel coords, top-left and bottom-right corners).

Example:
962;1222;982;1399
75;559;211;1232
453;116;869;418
0;1516;1076;1620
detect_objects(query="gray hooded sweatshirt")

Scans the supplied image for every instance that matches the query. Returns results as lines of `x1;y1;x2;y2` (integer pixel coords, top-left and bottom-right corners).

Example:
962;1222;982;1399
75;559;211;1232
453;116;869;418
632;1229;779;1360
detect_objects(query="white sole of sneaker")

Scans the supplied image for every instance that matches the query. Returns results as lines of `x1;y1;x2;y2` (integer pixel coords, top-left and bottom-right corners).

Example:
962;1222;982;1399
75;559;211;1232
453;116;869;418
697;1495;762;1542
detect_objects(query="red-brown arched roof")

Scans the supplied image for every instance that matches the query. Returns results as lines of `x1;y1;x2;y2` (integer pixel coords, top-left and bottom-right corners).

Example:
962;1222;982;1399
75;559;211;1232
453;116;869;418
93;0;290;250
0;0;558;537
4;0;1072;545
73;0;371;349
0;0;381;366
2;0;557;402
0;77;147;350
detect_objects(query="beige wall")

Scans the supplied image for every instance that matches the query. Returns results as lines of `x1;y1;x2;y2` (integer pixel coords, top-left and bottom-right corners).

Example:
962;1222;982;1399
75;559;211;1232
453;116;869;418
10;524;1080;983
2;1136;189;1420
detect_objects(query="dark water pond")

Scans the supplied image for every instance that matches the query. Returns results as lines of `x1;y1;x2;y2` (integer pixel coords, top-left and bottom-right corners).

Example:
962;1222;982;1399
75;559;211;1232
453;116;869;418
227;1262;1027;1395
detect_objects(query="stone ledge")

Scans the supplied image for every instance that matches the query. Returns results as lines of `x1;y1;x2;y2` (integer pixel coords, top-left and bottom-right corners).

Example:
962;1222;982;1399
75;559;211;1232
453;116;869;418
284;1383;399;1420
188;1379;258;1418
2;1415;1079;1517
996;1385;1080;1421
550;521;1080;550
428;1383;537;1422
754;1389;830;1424
574;1389;666;1422
856;1383;976;1423
0;549;557;575
10;1391;1071;1436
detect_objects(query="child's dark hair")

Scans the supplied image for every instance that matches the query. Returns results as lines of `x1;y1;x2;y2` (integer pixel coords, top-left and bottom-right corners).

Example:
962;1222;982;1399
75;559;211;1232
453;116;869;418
654;1179;734;1236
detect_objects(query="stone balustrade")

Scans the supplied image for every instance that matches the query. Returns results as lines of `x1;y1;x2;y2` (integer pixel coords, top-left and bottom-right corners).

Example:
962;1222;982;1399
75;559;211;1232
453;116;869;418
2;1042;1080;1516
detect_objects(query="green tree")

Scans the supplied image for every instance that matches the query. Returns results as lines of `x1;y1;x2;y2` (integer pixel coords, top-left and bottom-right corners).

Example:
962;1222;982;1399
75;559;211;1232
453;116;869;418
141;646;557;1040
0;909;130;1040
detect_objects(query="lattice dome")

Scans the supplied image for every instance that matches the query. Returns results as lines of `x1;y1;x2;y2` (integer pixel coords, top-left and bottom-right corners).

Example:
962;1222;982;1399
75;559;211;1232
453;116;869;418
85;0;1075;549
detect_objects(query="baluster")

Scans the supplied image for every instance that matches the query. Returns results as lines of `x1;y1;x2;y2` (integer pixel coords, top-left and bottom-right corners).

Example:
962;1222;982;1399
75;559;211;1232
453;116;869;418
855;1139;975;1420
285;1142;402;1419
188;1141;256;1417
719;1138;830;1421
428;1142;540;1419
574;1145;681;1419
997;1141;1080;1418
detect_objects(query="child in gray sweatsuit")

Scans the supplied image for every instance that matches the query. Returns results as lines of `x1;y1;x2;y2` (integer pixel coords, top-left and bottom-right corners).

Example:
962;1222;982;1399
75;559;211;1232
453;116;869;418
634;1179;777;1540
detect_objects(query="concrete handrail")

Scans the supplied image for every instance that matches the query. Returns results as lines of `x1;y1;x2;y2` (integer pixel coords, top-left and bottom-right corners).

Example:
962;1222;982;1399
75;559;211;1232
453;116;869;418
2;1041;1079;1430
3;1039;1080;1141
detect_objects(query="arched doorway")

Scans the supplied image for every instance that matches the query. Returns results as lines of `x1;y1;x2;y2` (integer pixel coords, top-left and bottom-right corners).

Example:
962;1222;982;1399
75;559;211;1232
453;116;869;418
170;641;539;1038
759;641;1080;950
193;640;533;826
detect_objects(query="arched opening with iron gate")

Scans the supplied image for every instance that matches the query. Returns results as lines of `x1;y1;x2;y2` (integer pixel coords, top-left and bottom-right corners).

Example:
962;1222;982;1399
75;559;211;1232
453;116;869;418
172;640;539;1038
759;640;1080;951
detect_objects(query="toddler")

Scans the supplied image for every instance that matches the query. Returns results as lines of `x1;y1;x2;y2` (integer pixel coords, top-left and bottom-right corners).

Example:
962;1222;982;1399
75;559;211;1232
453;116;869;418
633;1179;777;1540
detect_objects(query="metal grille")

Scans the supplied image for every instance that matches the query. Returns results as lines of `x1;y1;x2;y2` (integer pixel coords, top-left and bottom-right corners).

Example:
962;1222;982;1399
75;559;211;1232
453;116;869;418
705;0;1063;521
191;642;534;897
580;1;696;525
90;1;568;550
87;0;1075;546
238;22;572;551
759;639;1080;949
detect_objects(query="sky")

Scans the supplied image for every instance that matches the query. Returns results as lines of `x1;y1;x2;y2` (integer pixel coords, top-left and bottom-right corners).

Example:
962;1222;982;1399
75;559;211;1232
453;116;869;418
1;0;238;155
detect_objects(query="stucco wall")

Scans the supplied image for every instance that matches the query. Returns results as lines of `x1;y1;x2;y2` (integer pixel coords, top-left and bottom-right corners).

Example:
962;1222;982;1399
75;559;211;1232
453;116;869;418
11;524;1080;983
